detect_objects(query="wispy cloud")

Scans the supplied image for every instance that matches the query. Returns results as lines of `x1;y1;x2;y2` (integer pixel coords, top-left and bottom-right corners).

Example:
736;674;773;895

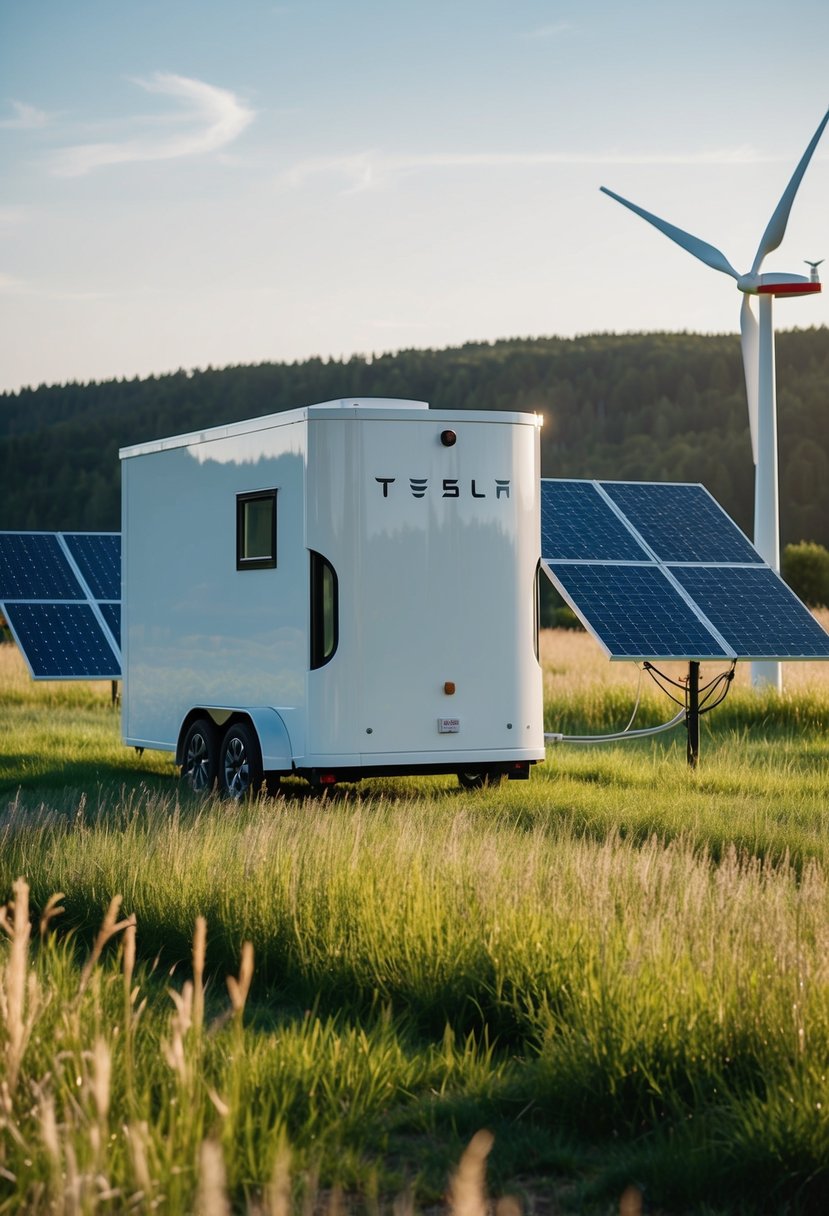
0;100;51;130
0;273;113;301
49;73;255;177
521;21;574;39
281;146;774;192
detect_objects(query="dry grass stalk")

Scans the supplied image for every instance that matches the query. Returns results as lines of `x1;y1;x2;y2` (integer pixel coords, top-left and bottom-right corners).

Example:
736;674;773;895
123;919;136;1000
125;1120;153;1204
0;877;39;1100
227;940;254;1016
447;1130;494;1216
196;1137;231;1216
77;894;136;998
264;1142;292;1216
494;1198;521;1216
163;980;195;1082
39;892;65;938
619;1184;643;1215
391;1183;415;1216
193;915;207;1038
38;1086;65;1215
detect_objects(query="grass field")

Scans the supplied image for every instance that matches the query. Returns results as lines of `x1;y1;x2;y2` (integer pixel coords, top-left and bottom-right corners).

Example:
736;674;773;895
2;628;829;1214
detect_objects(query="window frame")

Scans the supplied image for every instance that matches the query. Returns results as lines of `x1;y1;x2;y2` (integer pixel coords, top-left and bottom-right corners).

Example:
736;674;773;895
310;550;339;669
236;489;277;571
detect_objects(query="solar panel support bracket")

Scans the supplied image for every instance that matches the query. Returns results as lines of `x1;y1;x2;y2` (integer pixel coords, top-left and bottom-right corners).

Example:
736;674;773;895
686;660;700;769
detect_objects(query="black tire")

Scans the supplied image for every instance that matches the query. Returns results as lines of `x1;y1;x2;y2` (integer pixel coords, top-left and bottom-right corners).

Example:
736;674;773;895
457;768;504;790
180;718;218;794
219;721;264;800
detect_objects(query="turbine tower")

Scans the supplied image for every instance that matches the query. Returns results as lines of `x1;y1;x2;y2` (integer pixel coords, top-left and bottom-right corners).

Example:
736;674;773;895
601;108;829;691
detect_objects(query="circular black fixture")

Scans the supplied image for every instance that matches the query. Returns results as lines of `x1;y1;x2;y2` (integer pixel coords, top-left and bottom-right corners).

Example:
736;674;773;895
440;429;457;447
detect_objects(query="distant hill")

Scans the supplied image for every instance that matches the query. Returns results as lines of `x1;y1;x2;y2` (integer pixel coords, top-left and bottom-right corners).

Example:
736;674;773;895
1;329;828;547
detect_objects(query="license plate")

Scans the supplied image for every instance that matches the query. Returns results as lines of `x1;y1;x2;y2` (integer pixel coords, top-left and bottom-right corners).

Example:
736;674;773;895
438;718;460;734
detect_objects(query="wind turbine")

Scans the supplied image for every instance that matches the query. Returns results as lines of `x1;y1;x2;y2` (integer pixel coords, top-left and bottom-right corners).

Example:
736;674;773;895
601;108;829;691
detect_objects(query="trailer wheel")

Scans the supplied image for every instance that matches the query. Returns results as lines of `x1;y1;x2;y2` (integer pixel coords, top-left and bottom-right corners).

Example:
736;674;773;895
457;769;504;790
219;721;263;800
180;719;218;794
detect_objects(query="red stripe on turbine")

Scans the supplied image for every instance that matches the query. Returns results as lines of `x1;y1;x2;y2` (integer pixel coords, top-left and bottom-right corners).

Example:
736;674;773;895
756;282;822;297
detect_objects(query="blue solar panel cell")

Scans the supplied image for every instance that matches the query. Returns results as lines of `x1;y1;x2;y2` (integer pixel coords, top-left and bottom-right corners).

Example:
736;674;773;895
601;482;762;564
545;561;729;659
0;534;83;601
99;601;121;649
3;602;120;678
64;533;121;600
672;566;829;659
540;480;647;561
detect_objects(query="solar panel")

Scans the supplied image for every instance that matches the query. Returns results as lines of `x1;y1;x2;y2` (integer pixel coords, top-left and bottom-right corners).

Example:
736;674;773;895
671;566;829;659
99;602;121;649
541;479;647;561
548;562;729;660
0;530;122;679
64;533;121;600
0;534;83;601
540;479;829;662
3;602;120;679
601;482;762;564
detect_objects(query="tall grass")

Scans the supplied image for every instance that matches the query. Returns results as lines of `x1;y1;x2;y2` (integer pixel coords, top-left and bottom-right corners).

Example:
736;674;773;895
0;878;519;1214
2;632;829;1211
4;790;829;1210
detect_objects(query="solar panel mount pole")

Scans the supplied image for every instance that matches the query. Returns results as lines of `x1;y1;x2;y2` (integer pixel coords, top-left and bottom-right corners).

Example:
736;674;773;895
686;661;700;769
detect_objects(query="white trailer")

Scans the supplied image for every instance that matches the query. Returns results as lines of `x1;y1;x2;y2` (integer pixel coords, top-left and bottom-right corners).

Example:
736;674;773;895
119;398;544;795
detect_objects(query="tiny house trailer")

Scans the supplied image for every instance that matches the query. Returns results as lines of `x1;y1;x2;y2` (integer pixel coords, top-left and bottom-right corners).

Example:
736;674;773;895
119;398;545;794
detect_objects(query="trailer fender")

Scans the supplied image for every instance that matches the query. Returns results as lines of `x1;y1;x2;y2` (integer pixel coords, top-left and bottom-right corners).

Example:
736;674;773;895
243;708;294;772
176;708;293;772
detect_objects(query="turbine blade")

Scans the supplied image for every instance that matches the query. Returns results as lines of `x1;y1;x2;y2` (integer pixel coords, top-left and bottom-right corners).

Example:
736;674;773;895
600;186;740;279
740;294;759;465
751;108;829;275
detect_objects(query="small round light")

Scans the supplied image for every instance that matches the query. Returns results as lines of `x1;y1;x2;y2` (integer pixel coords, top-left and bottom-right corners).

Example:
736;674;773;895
444;681;456;695
440;429;457;447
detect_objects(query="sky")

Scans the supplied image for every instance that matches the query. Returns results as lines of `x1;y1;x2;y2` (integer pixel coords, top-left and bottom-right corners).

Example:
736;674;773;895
1;0;828;394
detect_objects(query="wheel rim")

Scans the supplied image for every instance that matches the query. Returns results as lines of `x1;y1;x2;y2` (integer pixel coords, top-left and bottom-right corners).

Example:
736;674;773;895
223;735;250;798
185;732;211;791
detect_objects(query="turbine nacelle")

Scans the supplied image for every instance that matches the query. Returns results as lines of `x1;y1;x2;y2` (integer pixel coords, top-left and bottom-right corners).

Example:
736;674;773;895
737;271;821;297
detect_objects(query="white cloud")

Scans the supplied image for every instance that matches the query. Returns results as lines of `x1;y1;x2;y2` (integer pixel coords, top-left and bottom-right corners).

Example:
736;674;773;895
50;73;255;177
0;100;50;129
281;146;775;192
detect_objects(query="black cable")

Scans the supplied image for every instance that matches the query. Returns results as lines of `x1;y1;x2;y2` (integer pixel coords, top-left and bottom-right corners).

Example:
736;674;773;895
644;660;736;716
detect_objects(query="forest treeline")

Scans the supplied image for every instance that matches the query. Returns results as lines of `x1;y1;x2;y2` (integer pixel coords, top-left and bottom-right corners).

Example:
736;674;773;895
1;328;828;547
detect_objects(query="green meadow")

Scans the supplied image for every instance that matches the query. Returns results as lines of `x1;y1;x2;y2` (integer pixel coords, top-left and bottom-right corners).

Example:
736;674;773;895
1;630;829;1214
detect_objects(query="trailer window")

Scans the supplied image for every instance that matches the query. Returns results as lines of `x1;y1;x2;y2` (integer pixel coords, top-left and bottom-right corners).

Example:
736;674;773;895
237;491;277;570
310;551;338;668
